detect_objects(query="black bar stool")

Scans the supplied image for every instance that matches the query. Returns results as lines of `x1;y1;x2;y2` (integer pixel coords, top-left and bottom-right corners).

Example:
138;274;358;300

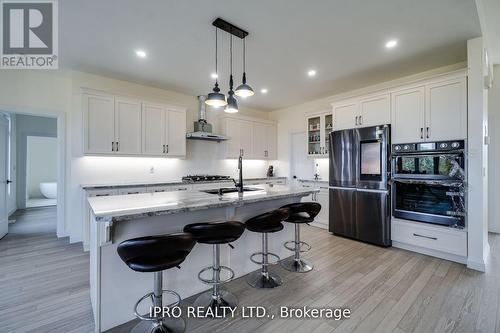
279;202;321;273
117;233;195;333
183;221;245;313
245;208;289;289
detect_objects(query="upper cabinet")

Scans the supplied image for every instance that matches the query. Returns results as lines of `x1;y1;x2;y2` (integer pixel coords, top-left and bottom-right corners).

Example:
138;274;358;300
391;75;467;143
306;111;332;156
83;90;186;157
332;93;391;132
220;116;277;160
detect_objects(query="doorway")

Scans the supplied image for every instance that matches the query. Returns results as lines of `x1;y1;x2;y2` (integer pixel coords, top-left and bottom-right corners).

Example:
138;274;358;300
0;112;63;237
0;115;8;239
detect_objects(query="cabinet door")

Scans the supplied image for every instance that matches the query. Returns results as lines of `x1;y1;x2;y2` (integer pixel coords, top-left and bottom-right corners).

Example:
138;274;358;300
252;122;267;159
359;94;390;127
239;120;253;158
425;77;467;141
83;93;115;154
266;123;277;160
142;103;165;156
391;87;425;144
315;188;329;227
114;98;142;155
225;118;242;158
165;109;186;156
333;101;358;131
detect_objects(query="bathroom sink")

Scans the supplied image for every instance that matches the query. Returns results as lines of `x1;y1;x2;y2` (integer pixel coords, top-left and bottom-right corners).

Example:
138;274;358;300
201;187;262;195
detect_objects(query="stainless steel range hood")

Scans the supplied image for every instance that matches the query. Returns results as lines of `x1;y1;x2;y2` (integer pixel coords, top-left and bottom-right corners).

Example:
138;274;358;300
186;95;228;142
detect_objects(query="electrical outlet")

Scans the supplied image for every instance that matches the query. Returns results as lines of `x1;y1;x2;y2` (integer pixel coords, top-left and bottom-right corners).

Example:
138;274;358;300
150;166;155;174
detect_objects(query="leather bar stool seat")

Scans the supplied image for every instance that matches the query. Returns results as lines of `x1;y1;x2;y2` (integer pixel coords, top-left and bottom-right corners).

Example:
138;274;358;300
279;202;321;273
183;221;245;314
117;233;195;333
245;208;289;289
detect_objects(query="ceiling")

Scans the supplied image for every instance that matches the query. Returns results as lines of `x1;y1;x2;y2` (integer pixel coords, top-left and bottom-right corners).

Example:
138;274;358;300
60;0;481;111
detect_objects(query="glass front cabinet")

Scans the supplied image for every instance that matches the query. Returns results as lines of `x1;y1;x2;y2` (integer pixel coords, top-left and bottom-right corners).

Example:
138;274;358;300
306;111;333;156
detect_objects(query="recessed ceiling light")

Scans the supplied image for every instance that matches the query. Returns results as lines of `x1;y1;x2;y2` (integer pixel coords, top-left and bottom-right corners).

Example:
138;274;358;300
385;39;398;49
135;49;147;58
307;69;316;77
211;73;218;79
261;88;268;94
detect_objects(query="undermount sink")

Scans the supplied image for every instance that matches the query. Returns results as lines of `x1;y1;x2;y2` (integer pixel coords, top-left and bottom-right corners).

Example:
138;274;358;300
202;187;262;195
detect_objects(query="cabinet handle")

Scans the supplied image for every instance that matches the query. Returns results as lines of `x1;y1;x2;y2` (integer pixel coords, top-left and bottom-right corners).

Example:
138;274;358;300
426;127;430;139
359;115;362;125
162;145;166;153
112;142;115;152
116;142;119;152
420;128;423;139
166;145;169;154
413;233;437;241
355;116;358;126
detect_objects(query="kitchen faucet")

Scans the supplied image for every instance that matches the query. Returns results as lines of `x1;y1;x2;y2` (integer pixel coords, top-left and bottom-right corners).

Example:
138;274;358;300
232;151;244;193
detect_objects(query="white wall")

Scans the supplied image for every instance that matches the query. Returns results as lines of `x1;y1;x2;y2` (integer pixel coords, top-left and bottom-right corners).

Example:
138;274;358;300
488;65;500;233
26;136;57;199
15;114;57;208
0;69;270;242
466;37;490;272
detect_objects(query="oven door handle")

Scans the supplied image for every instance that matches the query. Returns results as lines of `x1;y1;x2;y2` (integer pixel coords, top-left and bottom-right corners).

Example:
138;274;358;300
392;178;463;186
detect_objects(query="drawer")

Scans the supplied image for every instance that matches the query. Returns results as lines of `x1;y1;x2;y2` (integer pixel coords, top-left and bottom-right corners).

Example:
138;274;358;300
148;184;192;192
117;187;147;195
392;219;467;257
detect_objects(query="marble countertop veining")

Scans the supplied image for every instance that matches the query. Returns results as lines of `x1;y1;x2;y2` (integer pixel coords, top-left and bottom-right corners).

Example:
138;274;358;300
298;178;329;184
88;184;317;222
81;177;288;190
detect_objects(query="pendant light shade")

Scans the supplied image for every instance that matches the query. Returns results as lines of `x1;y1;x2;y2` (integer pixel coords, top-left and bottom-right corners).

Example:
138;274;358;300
235;38;254;98
225;93;238;113
206;28;227;107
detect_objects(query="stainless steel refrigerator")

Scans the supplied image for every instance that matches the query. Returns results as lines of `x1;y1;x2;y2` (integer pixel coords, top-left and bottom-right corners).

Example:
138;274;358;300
329;125;391;247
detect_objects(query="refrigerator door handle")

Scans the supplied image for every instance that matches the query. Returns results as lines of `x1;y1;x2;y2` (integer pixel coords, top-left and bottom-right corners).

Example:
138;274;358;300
328;186;356;191
356;188;389;194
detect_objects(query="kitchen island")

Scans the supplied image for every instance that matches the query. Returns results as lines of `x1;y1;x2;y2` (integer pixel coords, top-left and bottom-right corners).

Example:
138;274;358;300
88;184;319;332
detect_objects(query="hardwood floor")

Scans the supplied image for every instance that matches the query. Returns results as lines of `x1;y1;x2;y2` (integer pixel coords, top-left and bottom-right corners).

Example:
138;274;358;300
1;217;500;333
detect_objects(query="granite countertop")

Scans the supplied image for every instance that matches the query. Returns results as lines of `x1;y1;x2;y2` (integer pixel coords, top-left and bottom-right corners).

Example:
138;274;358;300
88;184;317;222
298;178;329;184
81;177;288;190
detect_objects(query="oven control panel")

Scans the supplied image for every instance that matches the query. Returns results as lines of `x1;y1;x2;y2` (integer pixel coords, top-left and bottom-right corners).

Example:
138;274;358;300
392;140;464;154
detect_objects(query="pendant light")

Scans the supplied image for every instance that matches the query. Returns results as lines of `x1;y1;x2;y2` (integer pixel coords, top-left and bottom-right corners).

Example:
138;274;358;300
225;35;239;113
235;38;254;98
206;27;227;107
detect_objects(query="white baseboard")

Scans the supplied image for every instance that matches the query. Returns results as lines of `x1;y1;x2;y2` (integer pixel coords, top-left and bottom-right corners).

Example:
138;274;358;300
392;241;467;265
467;257;486;272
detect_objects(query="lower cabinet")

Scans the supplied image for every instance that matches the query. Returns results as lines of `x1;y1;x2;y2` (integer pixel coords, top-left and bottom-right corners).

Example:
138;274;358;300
299;182;329;229
391;217;467;262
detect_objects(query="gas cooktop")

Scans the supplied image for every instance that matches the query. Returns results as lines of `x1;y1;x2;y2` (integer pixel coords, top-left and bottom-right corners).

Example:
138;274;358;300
182;175;232;183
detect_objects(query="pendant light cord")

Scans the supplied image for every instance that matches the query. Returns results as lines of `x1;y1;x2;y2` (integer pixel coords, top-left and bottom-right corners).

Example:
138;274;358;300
215;27;218;84
243;38;246;73
229;34;234;90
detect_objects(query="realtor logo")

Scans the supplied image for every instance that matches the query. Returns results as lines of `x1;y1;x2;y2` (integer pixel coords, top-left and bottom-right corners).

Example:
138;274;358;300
1;0;58;69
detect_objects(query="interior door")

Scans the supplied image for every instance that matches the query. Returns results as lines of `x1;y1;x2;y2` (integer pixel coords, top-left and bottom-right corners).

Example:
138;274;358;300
83;93;115;154
425;77;467;141
114;98;142;155
165;109;186;156
142;103;165;156
391;87;425;144
0;116;8;239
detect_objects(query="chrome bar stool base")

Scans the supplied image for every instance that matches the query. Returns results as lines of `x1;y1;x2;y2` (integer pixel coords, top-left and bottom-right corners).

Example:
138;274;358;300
280;257;313;273
130;317;186;333
194;289;238;312
246;270;282;289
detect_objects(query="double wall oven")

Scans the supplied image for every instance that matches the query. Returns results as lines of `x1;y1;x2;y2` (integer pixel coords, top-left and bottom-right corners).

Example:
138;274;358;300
391;140;466;228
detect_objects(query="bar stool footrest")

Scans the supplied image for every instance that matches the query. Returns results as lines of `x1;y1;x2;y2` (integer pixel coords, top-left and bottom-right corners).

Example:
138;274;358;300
198;265;235;285
250;251;280;265
284;240;311;253
133;289;181;321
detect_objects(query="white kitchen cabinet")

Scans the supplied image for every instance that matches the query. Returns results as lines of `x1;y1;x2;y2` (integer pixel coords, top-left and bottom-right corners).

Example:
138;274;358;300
114;98;142;155
83;93;115;154
359;93;391;127
391;86;425;144
166;108;187;156
252;122;268;159
332;100;358;131
306;111;332;156
299;182;329;229
425;77;467;141
83;189;118;251
221;116;277;160
142;104;186;157
142;103;165;156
